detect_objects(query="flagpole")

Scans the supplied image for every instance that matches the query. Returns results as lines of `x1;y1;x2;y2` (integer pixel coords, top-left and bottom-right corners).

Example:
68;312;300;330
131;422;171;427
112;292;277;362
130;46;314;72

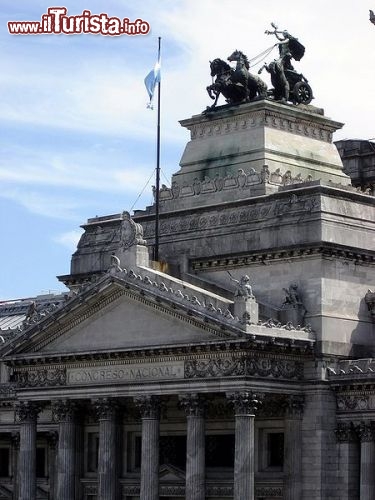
154;36;161;262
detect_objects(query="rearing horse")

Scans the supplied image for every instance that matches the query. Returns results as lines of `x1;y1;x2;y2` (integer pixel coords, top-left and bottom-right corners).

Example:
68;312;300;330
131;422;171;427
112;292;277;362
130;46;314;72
206;58;248;109
227;50;268;100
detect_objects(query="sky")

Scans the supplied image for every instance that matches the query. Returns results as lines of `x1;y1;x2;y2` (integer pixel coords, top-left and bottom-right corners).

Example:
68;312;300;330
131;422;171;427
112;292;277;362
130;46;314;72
1;0;375;300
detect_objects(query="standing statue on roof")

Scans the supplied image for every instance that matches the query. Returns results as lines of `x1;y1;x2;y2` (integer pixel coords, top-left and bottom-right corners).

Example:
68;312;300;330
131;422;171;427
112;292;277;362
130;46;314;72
259;23;313;105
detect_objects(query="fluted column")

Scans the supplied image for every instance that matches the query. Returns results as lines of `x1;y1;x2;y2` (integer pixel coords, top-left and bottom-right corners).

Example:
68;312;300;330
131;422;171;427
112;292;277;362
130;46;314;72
52;400;79;500
134;395;160;500
11;432;20;500
94;398;118;500
284;395;304;500
357;421;375;500
15;401;40;500
179;394;206;500
47;431;58;500
336;423;359;500
227;391;262;500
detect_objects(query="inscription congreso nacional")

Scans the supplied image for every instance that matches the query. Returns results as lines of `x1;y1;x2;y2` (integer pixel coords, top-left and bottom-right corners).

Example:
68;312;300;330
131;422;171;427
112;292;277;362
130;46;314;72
0;20;374;500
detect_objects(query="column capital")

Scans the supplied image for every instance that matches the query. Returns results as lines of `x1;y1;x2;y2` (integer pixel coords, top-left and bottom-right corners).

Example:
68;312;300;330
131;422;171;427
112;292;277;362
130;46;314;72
134;395;161;419
227;391;263;416
93;397;119;420
284;394;304;418
15;401;41;423
51;399;79;423
356;421;375;442
335;422;357;443
179;393;206;417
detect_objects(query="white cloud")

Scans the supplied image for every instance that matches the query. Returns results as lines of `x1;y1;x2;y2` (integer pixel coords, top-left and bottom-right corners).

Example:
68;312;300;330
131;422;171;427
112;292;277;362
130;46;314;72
53;230;83;251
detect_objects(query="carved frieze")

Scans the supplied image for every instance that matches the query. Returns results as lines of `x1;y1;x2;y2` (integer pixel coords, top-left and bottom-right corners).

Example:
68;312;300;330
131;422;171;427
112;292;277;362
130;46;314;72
12;368;66;388
185;356;303;381
336;395;369;412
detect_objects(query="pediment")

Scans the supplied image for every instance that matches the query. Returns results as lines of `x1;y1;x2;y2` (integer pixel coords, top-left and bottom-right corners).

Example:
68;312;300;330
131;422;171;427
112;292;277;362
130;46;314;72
159;464;185;481
7;276;236;356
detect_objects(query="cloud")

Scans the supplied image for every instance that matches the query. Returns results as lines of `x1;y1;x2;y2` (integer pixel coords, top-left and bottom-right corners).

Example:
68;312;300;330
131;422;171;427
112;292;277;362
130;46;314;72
53;229;83;251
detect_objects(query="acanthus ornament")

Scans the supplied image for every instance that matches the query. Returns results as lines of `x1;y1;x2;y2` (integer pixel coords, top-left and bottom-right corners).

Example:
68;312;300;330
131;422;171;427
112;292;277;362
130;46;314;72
93;397;119;420
179;393;206;417
227;391;263;416
335;422;357;443
52;399;79;423
15;401;42;423
134;395;161;419
355;421;375;442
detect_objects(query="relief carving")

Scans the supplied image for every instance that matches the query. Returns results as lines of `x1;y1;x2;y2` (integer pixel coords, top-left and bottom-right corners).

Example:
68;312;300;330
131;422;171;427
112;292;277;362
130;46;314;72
12;368;66;388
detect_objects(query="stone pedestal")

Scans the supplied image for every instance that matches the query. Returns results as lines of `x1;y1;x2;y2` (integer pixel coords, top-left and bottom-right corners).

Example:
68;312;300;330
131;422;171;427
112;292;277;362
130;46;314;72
53;400;79;500
135;396;160;500
357;422;375;500
179;394;206;500
233;295;259;327
280;303;305;326
177;100;348;188
16;402;39;500
227;392;261;500
94;398;118;500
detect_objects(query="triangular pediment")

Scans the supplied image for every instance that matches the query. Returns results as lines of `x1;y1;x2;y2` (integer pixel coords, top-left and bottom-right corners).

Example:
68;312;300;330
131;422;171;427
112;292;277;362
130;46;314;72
6;275;237;356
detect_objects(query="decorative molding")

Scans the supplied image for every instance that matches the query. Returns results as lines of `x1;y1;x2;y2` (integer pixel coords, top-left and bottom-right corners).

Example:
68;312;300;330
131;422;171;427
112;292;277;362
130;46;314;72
227;391;263;416
191;244;375;272
185;356;303;381
134;395;161;419
12;368;66;388
179;393;206;417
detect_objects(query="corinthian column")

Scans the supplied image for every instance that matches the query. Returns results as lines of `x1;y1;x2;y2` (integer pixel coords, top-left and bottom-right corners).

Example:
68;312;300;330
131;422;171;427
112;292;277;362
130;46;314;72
52;400;79;500
227;391;262;500
179;394;206;500
336;422;359;500
15;402;40;500
284;395;304;500
357;421;375;500
134;395;160;500
94;398;119;500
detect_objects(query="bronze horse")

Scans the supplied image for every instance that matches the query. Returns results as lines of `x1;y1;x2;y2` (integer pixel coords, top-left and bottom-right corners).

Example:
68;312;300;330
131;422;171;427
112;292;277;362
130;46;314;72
207;53;267;110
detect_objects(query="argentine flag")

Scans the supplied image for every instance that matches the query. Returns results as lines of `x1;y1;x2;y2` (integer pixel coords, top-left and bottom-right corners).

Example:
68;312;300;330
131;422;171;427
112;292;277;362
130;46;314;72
144;60;161;109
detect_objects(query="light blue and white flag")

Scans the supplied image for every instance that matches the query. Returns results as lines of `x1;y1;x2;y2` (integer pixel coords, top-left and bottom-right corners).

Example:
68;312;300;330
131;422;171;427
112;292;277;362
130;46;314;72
144;60;161;109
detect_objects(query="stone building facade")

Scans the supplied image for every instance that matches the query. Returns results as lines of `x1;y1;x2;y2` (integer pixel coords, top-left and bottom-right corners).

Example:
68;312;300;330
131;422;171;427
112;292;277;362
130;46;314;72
0;99;374;500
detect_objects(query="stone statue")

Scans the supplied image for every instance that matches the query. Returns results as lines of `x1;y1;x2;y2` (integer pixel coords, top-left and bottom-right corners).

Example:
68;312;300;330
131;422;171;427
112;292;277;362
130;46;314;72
283;283;302;306
206;51;267;110
259;23;313;105
230;274;254;299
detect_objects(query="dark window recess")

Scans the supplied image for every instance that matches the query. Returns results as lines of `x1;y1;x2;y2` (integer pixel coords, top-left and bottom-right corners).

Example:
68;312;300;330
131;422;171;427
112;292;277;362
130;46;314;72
87;433;99;473
135;435;187;469
268;432;284;467
36;447;46;477
206;434;235;467
0;448;10;477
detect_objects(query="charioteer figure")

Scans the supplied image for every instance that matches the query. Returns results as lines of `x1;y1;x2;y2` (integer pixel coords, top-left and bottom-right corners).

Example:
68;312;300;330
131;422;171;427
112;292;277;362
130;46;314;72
259;22;313;105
